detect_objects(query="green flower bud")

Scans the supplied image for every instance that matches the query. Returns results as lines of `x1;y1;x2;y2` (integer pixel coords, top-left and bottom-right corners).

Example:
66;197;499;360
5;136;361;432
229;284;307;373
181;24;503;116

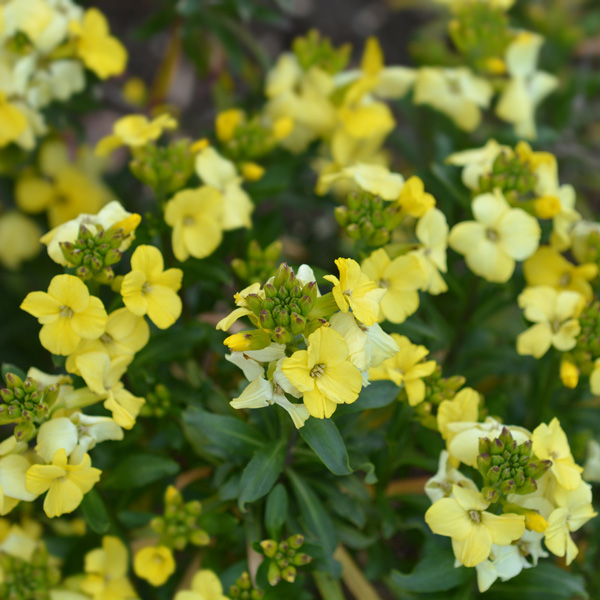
292;553;312;566
280;565;296;583
245;294;263;315
487;466;501;484
290;313;306;335
477;453;491;476
5;372;23;390
259;310;276;330
260;540;278;558
190;529;210;546
334;205;348;227
481;486;498;503
267;561;281;586
489;438;504;455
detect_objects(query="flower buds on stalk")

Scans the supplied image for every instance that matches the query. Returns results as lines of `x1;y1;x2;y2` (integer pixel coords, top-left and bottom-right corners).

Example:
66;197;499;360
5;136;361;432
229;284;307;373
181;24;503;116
229;572;264;599
231;240;283;285
477;428;551;499
257;534;312;586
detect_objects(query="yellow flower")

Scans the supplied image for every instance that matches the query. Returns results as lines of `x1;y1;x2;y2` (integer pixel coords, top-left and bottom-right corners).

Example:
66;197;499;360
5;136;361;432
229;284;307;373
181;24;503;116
544;482;597;565
516;286;583;358
448;190;541;283
21;274;108;356
324;257;386;326
560;359;579;389
216;109;244;142
495;32;558;139
121;245;183;329
195;147;253;230
369;334;436;406
425;485;525;567
81;535;138;600
66;307;150;374
134;545;175;587
165;187;224;261
95;114;177;157
0;211;42;269
216;283;262;332
174;569;229;600
398;176;435;218
316;163;404;199
590;358;600;396
75;353;145;430
446;139;509;191
437;388;480;440
531;418;583;490
413;67;493;132
25;449;101;518
361;249;426;324
414;208;449;295
0;92;27;147
523;246;598;301
241;162;265;182
282;327;362;419
70;8;127;79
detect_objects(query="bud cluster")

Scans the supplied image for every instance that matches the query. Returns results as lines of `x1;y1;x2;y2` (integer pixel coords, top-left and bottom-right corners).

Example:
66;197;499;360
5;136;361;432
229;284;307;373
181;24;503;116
228;572;264;600
244;263;322;345
151;486;209;551
292;29;350;75
231;240;283;285
0;545;61;600
221;117;280;162
414;366;466;430
130;139;195;195
59;223;125;283
477;427;551;501
449;3;511;73
258;534;312;586
478;152;537;201
335;191;403;248
574;301;600;367
141;383;171;418
0;373;59;442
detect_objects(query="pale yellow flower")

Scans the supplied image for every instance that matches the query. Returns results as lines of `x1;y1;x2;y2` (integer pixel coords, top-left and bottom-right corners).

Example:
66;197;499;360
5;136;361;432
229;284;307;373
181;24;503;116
425;485;525;567
361;249;426;324
516;286;584;358
437;388;480;441
413;208;449;295
134;545;175;586
397;176;435;218
449;190;541;283
324;257;386;326
0;211;42;269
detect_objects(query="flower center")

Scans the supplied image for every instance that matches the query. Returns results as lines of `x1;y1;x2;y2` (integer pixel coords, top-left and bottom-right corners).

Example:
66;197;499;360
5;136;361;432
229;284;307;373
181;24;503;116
468;510;481;523
379;279;389;289
343;289;353;297
101;333;113;344
60;305;74;318
486;228;498;242
559;272;571;287
142;281;152;295
183;216;195;226
310;363;325;378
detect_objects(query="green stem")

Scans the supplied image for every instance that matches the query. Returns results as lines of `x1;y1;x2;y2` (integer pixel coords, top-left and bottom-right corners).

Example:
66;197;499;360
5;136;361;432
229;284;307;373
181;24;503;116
313;572;346;600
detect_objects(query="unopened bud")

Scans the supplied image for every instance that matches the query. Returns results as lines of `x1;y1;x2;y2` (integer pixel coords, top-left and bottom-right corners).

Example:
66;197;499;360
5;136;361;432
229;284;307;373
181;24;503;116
260;540;278;558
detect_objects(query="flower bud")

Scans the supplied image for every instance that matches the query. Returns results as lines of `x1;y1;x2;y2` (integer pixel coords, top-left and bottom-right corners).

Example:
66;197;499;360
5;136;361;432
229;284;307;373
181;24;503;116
267;561;281;586
477;453;491;476
260;540;278;558
281;565;296;583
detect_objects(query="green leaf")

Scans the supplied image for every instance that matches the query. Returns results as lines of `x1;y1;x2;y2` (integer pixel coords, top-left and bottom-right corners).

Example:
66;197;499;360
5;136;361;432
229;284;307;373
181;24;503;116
337;381;399;414
484;562;589;600
80;489;110;534
117;510;154;529
299;418;352;476
265;483;289;539
388;536;471;593
183;406;264;460
287;469;337;557
102;454;180;489
238;440;286;511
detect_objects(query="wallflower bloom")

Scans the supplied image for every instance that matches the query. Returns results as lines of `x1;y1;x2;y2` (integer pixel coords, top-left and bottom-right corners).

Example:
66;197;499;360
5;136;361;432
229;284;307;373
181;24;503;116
0;211;42;269
495;32;558;139
95;114;177;157
448;190;541;283
413;67;493;132
317;163;404;199
69;8;127;79
425;450;478;503
523;246;598;301
324;258;386;326
25;449;101;518
121;245;183;329
516;287;584;358
414;208;449;294
531;418;583;490
0;92;27;146
397;176;435;218
425;485;525;567
21;274;107;355
544;483;597;565
174;569;229;600
164;187;224;261
76;353;145;430
437;387;480;441
195;146;253;230
134;545;175;586
81;535;138;600
369;334;436;406
282;327;362;418
361;249;426;324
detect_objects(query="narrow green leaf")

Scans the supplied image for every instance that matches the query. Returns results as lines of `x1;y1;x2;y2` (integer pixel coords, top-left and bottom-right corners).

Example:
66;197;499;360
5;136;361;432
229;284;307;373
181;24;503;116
80;489;110;534
183;407;264;460
102;454;179;489
299;418;352;476
287;469;337;555
337;381;399;414
313;572;345;600
265;483;289;539
238;440;286;511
